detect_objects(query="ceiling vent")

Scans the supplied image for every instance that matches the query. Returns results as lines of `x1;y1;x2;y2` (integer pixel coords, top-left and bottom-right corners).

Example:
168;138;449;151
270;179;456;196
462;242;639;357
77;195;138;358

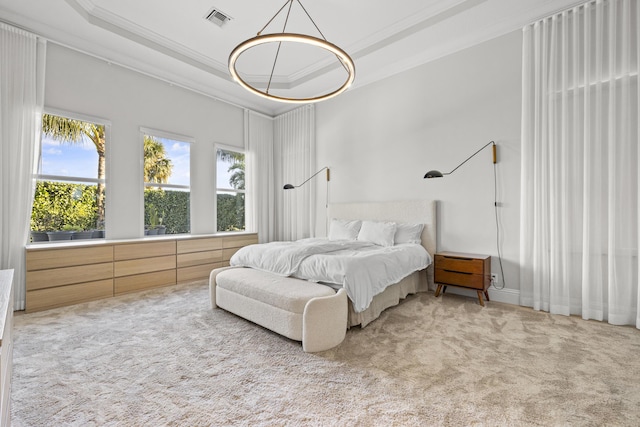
205;8;232;27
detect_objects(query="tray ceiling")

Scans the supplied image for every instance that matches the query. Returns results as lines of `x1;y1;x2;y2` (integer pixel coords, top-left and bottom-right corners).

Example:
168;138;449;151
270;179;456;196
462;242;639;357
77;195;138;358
0;0;586;115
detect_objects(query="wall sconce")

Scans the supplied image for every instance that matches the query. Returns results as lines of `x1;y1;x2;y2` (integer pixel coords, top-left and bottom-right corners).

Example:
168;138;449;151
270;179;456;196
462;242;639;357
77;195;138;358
284;166;331;234
283;167;330;189
423;140;506;290
424;141;496;178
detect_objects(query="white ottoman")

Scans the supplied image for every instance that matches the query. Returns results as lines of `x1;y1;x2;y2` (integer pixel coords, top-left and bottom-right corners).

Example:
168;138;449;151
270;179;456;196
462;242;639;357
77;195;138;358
209;267;348;352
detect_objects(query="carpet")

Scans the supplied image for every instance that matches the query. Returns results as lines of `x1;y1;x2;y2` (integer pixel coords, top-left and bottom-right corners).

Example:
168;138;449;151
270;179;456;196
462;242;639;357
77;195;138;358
11;280;640;426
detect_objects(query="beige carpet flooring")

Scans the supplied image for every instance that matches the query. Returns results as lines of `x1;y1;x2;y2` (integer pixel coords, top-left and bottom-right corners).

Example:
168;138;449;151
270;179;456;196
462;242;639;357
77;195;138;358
11;280;640;426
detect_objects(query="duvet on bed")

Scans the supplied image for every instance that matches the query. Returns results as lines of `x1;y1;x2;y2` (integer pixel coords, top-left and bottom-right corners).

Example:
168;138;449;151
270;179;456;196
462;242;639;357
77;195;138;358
229;238;431;312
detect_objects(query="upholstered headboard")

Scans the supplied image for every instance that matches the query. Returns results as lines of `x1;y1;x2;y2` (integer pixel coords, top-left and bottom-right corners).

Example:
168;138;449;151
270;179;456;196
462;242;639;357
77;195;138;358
327;200;437;290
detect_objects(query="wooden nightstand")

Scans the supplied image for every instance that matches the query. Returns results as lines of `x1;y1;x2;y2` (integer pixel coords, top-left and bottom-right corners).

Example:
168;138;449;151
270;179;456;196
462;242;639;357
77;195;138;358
434;251;491;306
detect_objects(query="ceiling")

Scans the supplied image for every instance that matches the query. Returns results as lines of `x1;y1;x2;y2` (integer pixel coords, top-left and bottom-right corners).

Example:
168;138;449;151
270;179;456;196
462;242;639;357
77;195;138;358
0;0;585;116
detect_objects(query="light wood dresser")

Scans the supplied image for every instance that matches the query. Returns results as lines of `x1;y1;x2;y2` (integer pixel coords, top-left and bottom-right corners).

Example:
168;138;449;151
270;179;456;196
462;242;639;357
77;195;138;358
0;269;14;427
25;233;258;313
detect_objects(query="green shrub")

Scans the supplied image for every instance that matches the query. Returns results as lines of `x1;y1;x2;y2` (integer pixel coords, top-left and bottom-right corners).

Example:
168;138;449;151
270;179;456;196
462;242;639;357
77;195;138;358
32;182;242;234
217;193;245;232
31;181;98;231
144;188;190;234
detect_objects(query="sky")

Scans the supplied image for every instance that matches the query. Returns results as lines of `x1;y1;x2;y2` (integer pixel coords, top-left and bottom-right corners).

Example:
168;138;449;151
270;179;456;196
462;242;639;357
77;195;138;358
40;134;192;186
156;136;190;186
216;154;236;190
40;131;240;189
41;134;98;179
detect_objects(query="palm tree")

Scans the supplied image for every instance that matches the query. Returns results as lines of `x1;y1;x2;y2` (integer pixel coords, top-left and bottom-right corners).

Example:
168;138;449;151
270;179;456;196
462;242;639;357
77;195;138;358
216;148;242;164
41;114;106;227
144;136;173;184
217;149;245;190
228;157;245;190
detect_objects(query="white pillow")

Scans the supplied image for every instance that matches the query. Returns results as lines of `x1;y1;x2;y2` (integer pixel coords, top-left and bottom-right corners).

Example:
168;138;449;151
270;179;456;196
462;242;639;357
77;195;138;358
394;223;424;245
328;219;361;240
357;220;397;247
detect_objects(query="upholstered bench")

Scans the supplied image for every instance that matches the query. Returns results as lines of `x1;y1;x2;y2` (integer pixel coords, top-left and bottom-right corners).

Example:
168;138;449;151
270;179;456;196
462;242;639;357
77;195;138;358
209;266;348;352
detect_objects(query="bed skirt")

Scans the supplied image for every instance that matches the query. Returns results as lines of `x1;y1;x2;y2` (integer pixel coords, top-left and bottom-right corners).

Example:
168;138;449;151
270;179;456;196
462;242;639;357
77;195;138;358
348;268;429;328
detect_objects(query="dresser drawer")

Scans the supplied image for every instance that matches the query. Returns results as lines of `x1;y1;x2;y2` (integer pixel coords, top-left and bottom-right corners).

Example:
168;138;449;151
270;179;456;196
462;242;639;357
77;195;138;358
114;241;176;261
177;237;223;254
27;246;113;270
26;279;114;312
222;234;258;249
434;254;484;274
177;250;223;268
26;262;113;291
114;255;176;277
435;269;485;290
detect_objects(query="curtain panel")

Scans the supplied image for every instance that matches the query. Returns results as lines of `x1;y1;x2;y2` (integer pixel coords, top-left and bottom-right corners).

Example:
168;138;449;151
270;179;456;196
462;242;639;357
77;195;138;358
0;23;46;310
520;0;640;327
244;110;275;243
274;104;316;242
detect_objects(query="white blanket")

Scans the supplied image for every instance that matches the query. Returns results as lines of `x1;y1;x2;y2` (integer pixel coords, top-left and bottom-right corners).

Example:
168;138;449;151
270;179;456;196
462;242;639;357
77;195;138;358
230;238;431;312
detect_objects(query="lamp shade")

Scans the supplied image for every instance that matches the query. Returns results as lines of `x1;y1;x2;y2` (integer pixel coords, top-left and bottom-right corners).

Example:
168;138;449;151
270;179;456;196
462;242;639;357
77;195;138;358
283;184;295;190
228;1;354;104
424;170;444;179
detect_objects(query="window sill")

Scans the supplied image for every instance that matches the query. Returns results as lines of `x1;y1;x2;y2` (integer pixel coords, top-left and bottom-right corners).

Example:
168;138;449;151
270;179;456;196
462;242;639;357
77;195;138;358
25;231;254;250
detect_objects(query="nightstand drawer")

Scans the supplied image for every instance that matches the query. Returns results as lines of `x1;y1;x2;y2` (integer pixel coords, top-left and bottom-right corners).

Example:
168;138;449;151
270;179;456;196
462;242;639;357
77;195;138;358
435;268;485;289
434;254;484;274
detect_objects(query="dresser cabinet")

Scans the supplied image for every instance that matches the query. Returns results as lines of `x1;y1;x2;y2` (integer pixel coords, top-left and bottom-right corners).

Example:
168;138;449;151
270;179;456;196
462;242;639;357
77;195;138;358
434;251;491;306
114;241;177;295
25;233;257;312
26;246;114;312
0;269;14;427
176;234;258;283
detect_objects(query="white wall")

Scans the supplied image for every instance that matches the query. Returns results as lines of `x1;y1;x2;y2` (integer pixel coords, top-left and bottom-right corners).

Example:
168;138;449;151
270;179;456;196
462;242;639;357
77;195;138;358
44;32;524;299
316;31;522;299
44;43;245;239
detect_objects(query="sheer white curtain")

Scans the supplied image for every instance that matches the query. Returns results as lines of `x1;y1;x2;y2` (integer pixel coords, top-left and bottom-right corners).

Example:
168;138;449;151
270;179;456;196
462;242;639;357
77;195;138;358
0;23;46;310
244;110;275;243
520;0;640;327
274;105;316;241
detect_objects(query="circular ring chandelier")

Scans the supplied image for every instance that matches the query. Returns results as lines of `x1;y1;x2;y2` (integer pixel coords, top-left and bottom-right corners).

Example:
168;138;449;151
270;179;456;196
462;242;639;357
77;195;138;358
228;0;356;104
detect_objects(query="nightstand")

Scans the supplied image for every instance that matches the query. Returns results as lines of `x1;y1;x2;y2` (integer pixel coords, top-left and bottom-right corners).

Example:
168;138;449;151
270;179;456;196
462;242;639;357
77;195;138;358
434;251;491;306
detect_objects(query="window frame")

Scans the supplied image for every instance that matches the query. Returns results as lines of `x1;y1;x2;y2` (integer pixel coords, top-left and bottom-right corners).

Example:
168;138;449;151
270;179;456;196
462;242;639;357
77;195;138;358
34;108;111;238
140;127;193;192
39;108;111;186
140;127;193;235
215;143;246;233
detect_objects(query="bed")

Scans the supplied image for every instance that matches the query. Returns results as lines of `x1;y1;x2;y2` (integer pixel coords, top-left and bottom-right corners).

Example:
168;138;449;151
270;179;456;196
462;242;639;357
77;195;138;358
209;200;437;352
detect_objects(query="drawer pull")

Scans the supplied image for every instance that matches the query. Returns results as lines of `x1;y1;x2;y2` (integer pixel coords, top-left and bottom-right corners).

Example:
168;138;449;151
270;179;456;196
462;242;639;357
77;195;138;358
444;269;472;275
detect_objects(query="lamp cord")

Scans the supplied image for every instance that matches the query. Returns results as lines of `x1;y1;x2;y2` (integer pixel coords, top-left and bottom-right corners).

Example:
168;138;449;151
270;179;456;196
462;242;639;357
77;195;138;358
259;0;350;76
265;1;294;94
258;0;291;35
493;159;506;290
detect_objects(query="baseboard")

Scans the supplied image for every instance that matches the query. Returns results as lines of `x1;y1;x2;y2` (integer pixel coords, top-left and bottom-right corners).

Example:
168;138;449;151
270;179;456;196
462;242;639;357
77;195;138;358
443;286;520;306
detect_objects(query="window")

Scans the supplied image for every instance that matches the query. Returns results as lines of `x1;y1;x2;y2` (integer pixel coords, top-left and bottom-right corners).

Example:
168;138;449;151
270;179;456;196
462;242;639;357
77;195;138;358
216;147;245;232
142;129;191;235
30;112;108;242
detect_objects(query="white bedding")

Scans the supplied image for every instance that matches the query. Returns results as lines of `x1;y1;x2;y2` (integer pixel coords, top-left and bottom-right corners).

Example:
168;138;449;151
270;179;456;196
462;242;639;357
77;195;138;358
230;238;431;313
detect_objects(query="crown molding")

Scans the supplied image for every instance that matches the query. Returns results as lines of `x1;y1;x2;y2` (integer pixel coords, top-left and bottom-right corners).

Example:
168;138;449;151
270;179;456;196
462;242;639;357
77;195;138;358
3;0;589;116
62;0;487;90
285;0;483;85
64;0;230;80
61;0;587;94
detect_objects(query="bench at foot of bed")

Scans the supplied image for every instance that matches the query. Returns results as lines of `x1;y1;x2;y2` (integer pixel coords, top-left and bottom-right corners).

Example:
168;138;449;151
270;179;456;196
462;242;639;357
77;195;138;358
209;266;348;353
